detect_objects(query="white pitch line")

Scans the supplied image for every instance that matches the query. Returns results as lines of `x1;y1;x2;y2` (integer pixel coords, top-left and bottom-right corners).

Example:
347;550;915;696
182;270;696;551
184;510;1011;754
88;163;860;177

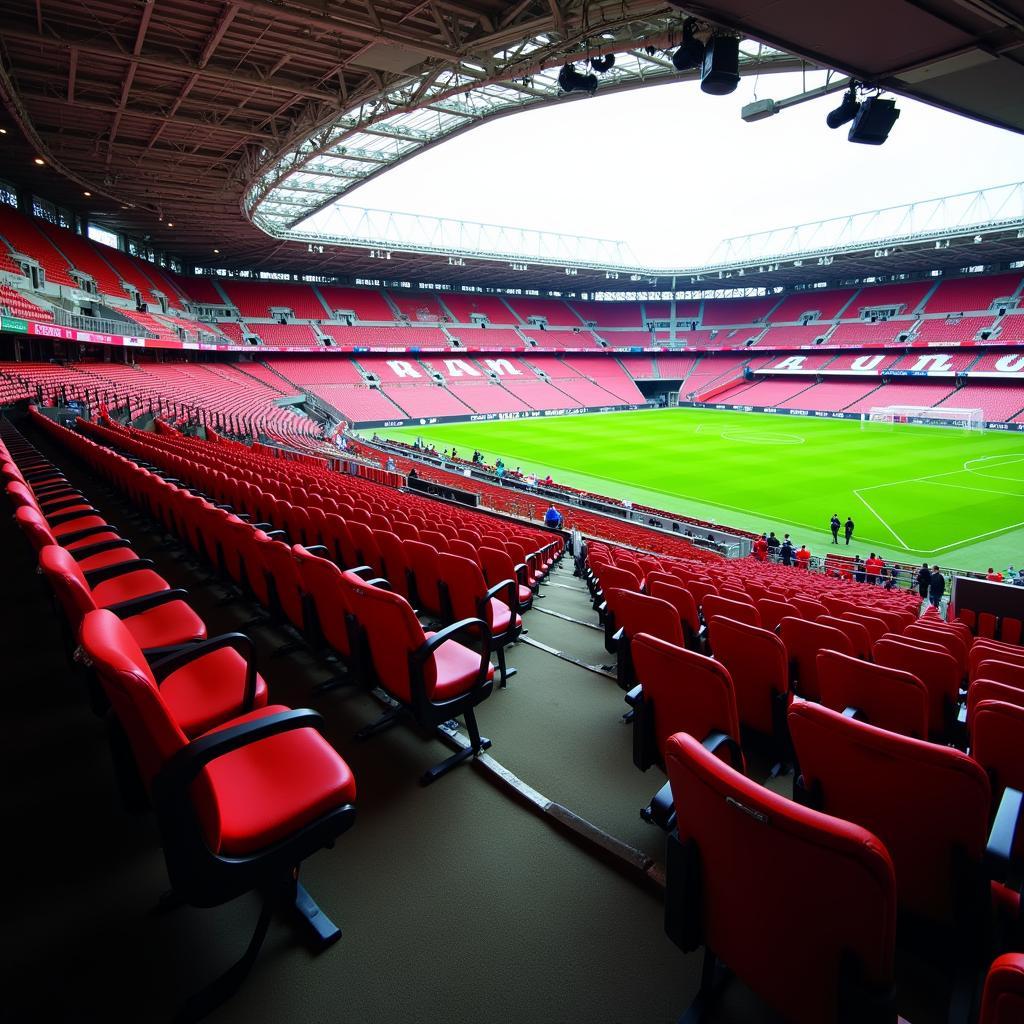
928;519;1024;553
927;480;1024;499
853;488;910;549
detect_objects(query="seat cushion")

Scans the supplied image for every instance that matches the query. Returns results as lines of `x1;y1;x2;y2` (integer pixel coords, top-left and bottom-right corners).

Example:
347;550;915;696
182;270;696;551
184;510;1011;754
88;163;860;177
193;705;357;856
425;632;494;701
64;530;126;551
517;583;532;606
93;569;171;607
77;547;141;573
489;598;521;636
162;647;269;736
51;515;109;537
122;600;208;649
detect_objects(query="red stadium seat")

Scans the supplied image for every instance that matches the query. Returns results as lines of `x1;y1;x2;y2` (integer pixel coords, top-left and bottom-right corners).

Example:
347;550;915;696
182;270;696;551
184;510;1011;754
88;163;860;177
979;954;1024;1024
874;637;961;741
779;617;853;701
756;597;799;632
605;588;684;688
647;580;701;651
703;593;761;630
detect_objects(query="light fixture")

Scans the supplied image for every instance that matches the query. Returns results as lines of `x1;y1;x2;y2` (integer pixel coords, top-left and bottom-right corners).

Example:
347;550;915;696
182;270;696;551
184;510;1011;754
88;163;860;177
83;191;91;197
672;18;705;72
848;95;900;145
167;222;174;227
0;128;7;135
826;84;861;129
33;157;45;165
214;248;220;254
589;53;615;74
557;63;598;96
700;35;740;95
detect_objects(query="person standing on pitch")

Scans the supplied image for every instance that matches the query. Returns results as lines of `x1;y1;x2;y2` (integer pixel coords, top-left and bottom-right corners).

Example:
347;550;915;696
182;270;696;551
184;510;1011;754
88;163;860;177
830;514;841;544
916;562;931;599
844;517;854;545
928;566;945;607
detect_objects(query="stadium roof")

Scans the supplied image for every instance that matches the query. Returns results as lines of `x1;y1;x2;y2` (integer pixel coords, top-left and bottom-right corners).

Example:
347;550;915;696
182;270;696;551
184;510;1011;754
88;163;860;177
0;0;1022;285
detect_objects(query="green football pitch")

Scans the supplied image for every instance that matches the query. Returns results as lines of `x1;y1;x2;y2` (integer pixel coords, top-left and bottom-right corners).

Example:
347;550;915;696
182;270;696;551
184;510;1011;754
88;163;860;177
377;408;1024;573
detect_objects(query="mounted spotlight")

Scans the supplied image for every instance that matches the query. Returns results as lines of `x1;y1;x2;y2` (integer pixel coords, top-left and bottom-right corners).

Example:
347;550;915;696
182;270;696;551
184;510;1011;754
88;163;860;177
700;34;740;95
672;18;705;72
826;84;861;129
848;95;900;145
590;53;615;74
558;63;598;96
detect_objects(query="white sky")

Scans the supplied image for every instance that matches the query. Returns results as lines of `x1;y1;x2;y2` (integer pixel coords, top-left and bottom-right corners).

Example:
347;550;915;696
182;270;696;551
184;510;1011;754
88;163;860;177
337;69;1024;267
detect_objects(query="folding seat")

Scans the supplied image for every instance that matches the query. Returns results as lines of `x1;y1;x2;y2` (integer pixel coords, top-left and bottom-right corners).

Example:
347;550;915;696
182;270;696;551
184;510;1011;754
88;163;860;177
685;578;718;616
959;608;978;633
789;701;995;980
393;521;420;542
971;641;1024;682
979;954;1024;1024
628;634;744;830
594;564;641;598
6;480;112;539
778;617;853;701
419;528;450;552
718;586;751;605
257;538;311;641
817;649;929;740
347;521;384;576
15;504;139;574
979;613;998;640
904;623;969;678
970;698;1024;823
479;546;532;613
368;513;391;532
505;539;543;590
816;614;872;660
646;580;701;651
975;659;1024;690
605;589;684;688
791;596;828;620
703;594;760;632
372;530;414;599
39;540;207;654
80;609;356;1019
448;539;481;565
662;731;897;1024
644;570;679;593
348;578;494;783
874;638;960;742
756;597;799;632
871;608;916;633
438;552;522;685
404;539;445;617
706;616;790;761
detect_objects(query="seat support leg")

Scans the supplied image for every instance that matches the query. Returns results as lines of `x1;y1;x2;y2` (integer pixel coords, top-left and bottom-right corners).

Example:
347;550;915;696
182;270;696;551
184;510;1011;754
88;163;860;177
678;948;728;1024
355;708;402;740
421;708;491;785
494;644;517;687
291;879;342;949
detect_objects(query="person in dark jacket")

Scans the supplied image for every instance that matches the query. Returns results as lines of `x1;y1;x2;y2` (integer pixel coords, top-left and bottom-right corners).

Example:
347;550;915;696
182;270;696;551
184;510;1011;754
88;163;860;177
928;566;945;607
844;517;854;545
916;563;931;599
779;534;795;566
830;514;841;544
853;555;865;583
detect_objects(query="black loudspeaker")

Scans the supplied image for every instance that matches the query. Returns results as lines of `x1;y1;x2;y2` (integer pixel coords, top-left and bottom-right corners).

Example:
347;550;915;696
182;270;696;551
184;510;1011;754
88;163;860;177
848;97;900;145
700;36;739;95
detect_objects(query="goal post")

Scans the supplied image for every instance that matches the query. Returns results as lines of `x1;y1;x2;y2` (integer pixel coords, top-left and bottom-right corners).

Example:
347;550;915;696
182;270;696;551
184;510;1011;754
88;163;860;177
862;405;985;432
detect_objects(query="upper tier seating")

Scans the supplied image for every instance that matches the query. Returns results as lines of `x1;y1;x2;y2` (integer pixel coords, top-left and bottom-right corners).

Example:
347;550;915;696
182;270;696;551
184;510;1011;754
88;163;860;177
321;325;444;348
997;314;1024;343
438;292;516;324
35;221;127;297
700;296;780;326
0;205;77;287
924;273;1023;314
826;320;915;345
91;243;165;305
317;286;395;321
176;276;230;306
848;280;934;315
756;324;834;346
389;291;446;322
245;323;322;347
970;348;1024;372
520;330;601;350
767;288;857;322
912;316;997;343
569;301;642;328
506;297;581;327
889;349;978;372
592;330;653;348
219;281;330;319
447;327;524;348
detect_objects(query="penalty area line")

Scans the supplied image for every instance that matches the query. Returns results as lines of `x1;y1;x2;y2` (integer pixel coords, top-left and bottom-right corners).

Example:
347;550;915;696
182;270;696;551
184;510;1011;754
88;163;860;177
853;488;910;550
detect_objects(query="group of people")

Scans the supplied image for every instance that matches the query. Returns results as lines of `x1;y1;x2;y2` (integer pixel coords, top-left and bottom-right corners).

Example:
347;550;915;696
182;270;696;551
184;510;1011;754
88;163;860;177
829;514;855;545
986;565;1024;586
753;532;812;569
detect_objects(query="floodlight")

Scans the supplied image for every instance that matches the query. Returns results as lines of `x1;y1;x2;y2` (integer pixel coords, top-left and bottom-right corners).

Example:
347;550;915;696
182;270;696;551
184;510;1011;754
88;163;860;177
590;54;615;74
826;85;861;129
558;63;598;95
700;35;740;95
848;96;900;145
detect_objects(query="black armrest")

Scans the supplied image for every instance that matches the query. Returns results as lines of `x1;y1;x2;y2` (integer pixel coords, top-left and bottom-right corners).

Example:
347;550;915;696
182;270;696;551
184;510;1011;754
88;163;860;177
85;558;157;586
47;507;101;527
251;522;273;530
416;617;491;660
150;633;258;709
986;786;1023;882
624;683;643;708
70;539;133;562
514;562;529;585
702;731;744;771
344;565;374;578
33;483;78;499
214;504;233;511
56;523;121;545
105;588;191;618
483;577;517;612
265;529;287;540
366;577;392;590
304;545;329;556
155;709;324;793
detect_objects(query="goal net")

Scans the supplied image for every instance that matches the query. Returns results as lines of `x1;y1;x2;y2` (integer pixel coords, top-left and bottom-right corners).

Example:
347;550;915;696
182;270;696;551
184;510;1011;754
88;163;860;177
862;405;984;432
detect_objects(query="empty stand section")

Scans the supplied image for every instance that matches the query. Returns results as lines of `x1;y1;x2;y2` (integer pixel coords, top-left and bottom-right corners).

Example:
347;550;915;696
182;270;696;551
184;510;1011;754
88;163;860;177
569;300;643;327
448;327;524;349
318;285;395;321
439;292;516;323
849;280;934;315
0;205;76;287
700;296;779;325
506;296;581;327
767;288;857;321
245;323;322;347
219;280;329;319
924;272;1023;314
389;291;446;322
35;221;126;297
176;275;229;307
826;320;913;345
913;316;996;343
0;284;54;321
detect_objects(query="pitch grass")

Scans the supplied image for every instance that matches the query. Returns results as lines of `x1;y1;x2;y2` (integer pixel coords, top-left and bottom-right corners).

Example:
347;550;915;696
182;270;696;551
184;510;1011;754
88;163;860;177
377;408;1024;573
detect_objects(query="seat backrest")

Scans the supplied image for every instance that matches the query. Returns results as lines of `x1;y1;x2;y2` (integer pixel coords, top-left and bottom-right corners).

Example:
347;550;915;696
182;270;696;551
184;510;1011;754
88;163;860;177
816;615;873;660
79;608;186;787
323;513;359;568
598;564;642;593
293;545;352;656
14;504;58;551
840;611;888;645
38;543;99;628
873;638;960;739
704;594;761;629
719;586;752;605
903;623;968;676
647;580;700;639
608;589;684;647
348;520;383;573
980;954;1024;1024
970;641;1024;682
260;537;306;629
975;659;1024;690
404;539;444;615
779;617;854;701
999;617;1022;645
645;570;680;593
346;575;430;703
373;530;412;598
789;700;989;927
438;552;490;625
791;597;828;620
418;528;449;552
664;731;896;1024
706;616;788;737
817;649;929;739
393;520;420;542
448;539;481;565
633;634;741;765
686;578;719;611
756;598;799;632
970;698;1024;803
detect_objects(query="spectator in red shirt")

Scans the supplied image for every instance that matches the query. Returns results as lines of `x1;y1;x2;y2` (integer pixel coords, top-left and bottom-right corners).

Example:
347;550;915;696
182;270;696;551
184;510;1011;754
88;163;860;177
986;568;1004;582
795;544;811;569
753;534;768;561
865;553;884;584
